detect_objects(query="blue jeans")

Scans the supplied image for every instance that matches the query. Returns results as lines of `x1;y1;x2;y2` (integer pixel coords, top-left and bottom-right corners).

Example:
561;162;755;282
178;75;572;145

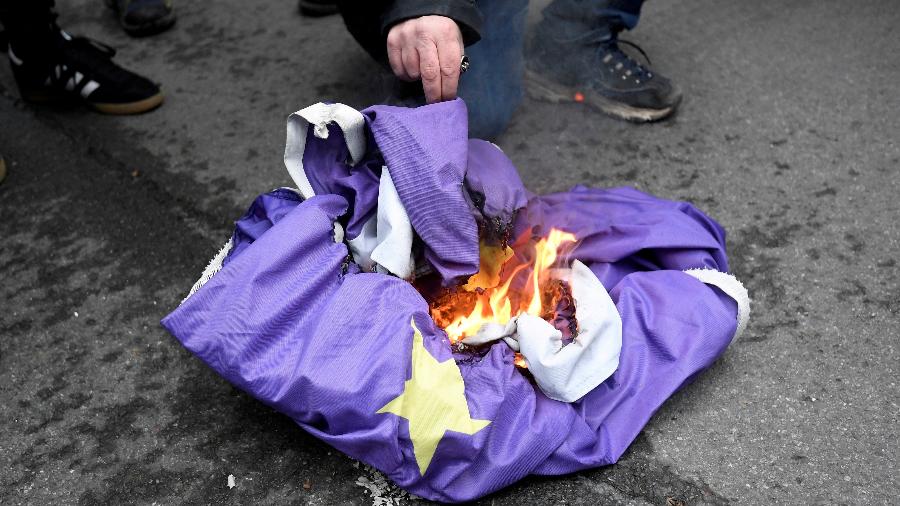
460;0;644;139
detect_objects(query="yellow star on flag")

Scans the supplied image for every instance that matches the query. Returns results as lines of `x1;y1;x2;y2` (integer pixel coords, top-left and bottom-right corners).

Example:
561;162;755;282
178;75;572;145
377;319;491;475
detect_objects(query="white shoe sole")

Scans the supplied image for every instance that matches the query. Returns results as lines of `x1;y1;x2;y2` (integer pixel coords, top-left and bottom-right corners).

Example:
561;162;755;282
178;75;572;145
525;69;678;123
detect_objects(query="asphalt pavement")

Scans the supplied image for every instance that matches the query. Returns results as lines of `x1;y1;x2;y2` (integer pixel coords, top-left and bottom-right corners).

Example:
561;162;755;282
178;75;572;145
1;0;898;504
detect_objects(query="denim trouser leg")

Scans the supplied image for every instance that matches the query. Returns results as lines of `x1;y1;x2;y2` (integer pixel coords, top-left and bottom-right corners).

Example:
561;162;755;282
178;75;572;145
457;0;529;140
529;0;646;84
0;0;56;61
542;0;645;31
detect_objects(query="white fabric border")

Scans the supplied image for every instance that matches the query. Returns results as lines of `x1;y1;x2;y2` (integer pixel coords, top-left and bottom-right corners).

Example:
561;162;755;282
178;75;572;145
345;168;417;279
184;237;234;302
371;168;416;279
284;102;367;199
683;268;751;340
462;260;623;403
517;260;623;402
347;215;379;272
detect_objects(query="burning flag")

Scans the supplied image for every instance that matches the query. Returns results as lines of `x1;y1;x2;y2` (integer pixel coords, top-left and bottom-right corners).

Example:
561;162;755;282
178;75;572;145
162;99;749;503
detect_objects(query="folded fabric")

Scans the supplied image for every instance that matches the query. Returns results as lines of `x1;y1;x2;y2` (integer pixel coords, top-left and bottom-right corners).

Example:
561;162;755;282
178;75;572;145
464;139;529;243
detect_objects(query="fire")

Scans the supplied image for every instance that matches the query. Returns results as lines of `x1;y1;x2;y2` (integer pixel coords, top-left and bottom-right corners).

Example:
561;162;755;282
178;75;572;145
431;229;578;345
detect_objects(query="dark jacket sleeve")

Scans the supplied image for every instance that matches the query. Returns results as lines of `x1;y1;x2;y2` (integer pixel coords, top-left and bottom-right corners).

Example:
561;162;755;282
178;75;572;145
382;0;482;46
338;0;482;64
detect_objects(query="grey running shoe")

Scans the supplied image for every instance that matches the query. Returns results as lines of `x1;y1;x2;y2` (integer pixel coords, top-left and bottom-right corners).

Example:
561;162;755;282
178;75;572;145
528;35;681;122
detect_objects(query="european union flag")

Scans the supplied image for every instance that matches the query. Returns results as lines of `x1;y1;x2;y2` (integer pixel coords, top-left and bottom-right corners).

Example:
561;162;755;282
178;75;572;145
162;100;748;503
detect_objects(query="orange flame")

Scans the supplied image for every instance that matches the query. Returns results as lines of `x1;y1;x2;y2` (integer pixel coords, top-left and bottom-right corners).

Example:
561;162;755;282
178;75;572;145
431;229;578;345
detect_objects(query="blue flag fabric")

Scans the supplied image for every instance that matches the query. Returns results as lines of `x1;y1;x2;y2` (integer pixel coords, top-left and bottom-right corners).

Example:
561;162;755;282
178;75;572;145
162;100;747;503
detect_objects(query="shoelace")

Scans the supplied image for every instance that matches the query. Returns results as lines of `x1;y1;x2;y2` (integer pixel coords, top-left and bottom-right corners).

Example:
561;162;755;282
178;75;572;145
69;37;117;59
563;26;655;81
599;38;654;81
617;39;652;67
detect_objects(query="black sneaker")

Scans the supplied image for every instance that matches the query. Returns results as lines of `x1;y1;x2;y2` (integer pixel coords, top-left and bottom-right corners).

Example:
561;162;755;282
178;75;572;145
298;0;338;17
527;35;682;122
105;0;175;37
8;29;164;115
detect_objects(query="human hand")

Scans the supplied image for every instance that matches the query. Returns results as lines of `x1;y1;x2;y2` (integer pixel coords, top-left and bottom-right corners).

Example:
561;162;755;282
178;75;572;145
386;15;464;104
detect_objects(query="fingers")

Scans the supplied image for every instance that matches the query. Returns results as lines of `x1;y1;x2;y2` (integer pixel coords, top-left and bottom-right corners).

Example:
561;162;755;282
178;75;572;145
385;16;465;102
417;39;441;103
387;51;407;81
386;30;410;81
437;30;462;101
402;48;420;81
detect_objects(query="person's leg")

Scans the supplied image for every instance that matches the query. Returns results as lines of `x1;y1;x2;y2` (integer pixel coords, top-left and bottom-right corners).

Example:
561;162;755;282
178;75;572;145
1;0;164;114
529;0;681;122
0;0;57;63
105;0;176;37
456;0;529;139
544;0;644;32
